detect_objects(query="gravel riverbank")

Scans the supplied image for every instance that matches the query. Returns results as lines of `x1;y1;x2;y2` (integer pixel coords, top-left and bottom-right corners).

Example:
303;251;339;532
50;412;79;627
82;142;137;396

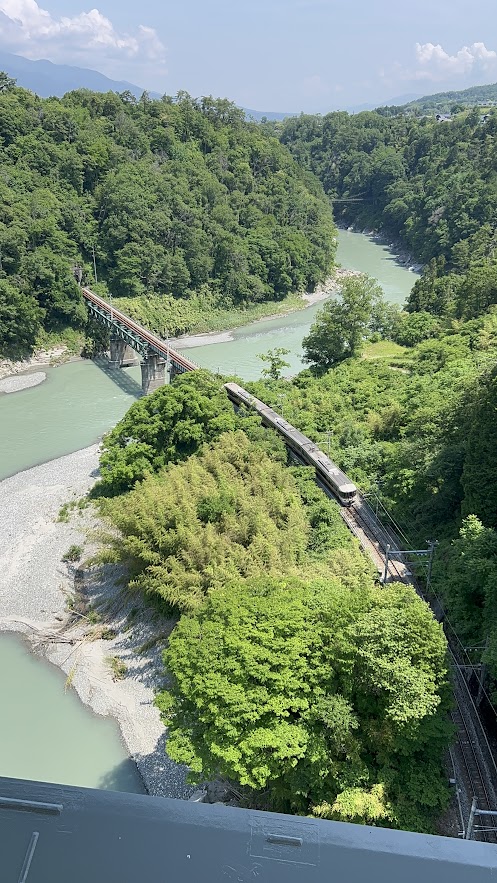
0;371;47;394
0;346;73;380
0;446;191;798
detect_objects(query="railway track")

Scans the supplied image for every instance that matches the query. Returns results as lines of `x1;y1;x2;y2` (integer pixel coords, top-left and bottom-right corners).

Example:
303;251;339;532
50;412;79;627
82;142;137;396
450;656;497;840
342;495;497;841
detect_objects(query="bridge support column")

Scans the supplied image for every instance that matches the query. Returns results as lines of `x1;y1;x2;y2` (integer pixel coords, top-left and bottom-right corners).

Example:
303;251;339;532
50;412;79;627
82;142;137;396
110;337;139;367
141;354;166;395
168;362;182;383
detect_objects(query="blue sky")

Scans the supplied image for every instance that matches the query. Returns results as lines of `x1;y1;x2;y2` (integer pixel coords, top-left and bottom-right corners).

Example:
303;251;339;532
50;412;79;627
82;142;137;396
1;0;497;110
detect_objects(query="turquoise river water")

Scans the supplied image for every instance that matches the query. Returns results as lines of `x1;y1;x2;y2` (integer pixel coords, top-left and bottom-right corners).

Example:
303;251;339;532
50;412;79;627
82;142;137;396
0;229;418;792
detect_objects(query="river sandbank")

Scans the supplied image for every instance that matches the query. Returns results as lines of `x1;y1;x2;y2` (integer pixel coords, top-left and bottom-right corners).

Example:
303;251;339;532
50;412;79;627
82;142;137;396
0;371;47;394
0;446;191;798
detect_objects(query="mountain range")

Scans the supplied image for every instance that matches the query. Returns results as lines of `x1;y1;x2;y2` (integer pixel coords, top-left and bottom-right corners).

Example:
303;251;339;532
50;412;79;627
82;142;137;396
0;50;161;100
0;51;494;119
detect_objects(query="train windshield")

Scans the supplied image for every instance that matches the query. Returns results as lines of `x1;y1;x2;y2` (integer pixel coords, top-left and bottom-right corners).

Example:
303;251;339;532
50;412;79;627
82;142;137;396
340;487;357;502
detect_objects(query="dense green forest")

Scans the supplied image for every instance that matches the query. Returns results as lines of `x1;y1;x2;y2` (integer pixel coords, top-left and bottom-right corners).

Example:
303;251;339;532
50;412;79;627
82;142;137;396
245;309;497;684
276;106;497;703
95;371;451;832
0;78;335;357
280;106;497;320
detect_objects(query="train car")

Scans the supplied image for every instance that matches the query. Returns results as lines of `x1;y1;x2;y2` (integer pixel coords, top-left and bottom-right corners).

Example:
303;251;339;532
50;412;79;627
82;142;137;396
224;382;357;506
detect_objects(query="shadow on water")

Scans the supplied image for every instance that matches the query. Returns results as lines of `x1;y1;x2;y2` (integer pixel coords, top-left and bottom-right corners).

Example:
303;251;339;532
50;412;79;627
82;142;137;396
97;757;148;794
92;357;143;398
96;732;194;800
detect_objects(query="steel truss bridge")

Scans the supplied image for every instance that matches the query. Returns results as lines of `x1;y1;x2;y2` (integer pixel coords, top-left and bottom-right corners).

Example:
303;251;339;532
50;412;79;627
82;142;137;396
82;286;197;379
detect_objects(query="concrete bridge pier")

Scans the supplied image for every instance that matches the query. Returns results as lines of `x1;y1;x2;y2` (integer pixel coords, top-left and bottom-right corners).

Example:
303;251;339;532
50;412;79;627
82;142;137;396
141;354;166;394
168;362;182;383
110;337;139;367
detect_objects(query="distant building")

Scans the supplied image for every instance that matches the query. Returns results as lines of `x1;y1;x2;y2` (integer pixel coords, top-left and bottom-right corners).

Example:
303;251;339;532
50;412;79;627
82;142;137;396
435;113;452;122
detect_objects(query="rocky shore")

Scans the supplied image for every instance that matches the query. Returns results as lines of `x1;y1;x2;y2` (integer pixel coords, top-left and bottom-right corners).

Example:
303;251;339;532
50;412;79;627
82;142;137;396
0;345;72;381
0;446;191;799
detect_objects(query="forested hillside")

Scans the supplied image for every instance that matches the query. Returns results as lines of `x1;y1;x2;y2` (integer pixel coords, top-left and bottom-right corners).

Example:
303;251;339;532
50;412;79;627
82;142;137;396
402;82;497;115
246;298;497;706
280;108;497;322
0;79;335;357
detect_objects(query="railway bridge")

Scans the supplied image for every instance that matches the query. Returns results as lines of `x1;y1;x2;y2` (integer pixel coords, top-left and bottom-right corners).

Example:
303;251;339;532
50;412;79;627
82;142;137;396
81;287;197;394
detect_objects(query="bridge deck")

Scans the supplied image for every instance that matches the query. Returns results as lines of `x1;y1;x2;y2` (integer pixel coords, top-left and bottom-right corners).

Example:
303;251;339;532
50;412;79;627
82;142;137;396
82;287;197;374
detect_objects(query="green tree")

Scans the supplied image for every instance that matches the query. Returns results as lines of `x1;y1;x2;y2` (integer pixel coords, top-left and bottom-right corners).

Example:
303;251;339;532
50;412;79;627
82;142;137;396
302;275;382;370
97;371;238;495
0;71;16;92
158;576;451;830
0;280;42;357
461;366;497;527
258;347;291;380
101;432;310;612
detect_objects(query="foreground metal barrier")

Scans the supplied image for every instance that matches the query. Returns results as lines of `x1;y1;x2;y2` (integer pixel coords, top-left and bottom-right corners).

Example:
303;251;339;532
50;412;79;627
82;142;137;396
0;777;495;882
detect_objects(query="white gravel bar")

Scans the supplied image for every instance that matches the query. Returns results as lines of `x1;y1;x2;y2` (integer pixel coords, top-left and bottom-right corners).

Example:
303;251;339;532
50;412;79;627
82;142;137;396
0;372;47;394
0;445;191;798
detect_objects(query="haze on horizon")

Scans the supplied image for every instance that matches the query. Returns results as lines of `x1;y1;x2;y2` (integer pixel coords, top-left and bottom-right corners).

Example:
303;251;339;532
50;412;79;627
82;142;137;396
0;0;496;112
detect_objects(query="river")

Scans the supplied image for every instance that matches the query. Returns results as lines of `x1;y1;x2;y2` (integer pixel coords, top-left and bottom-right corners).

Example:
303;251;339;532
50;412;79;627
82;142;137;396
0;634;145;792
0;229;418;792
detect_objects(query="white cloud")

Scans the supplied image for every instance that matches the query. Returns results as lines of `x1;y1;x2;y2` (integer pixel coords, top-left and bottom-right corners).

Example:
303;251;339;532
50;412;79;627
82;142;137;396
383;41;497;87
0;0;165;65
413;41;497;80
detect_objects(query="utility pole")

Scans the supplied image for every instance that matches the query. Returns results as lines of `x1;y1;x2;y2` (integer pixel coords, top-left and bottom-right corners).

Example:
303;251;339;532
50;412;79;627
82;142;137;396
374;479;383;519
321;430;333;454
466;797;477;840
425;540;438;592
382;544;391;584
476;637;489;706
165;328;170;378
92;243;98;285
465;797;497;839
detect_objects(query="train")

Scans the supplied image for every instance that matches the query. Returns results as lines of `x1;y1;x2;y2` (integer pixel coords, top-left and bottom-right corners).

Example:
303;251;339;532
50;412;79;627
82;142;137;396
224;382;357;506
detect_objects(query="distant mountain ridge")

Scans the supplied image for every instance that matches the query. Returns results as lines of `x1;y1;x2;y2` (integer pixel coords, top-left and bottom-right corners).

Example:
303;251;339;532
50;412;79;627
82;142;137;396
243;108;297;121
0;50;160;99
400;82;497;114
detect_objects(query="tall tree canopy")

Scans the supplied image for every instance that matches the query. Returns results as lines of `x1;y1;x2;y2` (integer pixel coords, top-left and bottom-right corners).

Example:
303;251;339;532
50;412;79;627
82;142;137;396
158;575;451;830
302;274;383;370
0;83;336;356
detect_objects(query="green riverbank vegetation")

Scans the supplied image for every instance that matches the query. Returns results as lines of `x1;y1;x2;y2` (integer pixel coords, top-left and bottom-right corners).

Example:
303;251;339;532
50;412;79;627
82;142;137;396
95;370;452;833
0;79;335;358
273;106;497;708
249;293;497;709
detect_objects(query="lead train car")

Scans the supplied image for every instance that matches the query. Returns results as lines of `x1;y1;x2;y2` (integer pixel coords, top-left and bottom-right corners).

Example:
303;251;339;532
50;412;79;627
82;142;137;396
224;382;357;506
